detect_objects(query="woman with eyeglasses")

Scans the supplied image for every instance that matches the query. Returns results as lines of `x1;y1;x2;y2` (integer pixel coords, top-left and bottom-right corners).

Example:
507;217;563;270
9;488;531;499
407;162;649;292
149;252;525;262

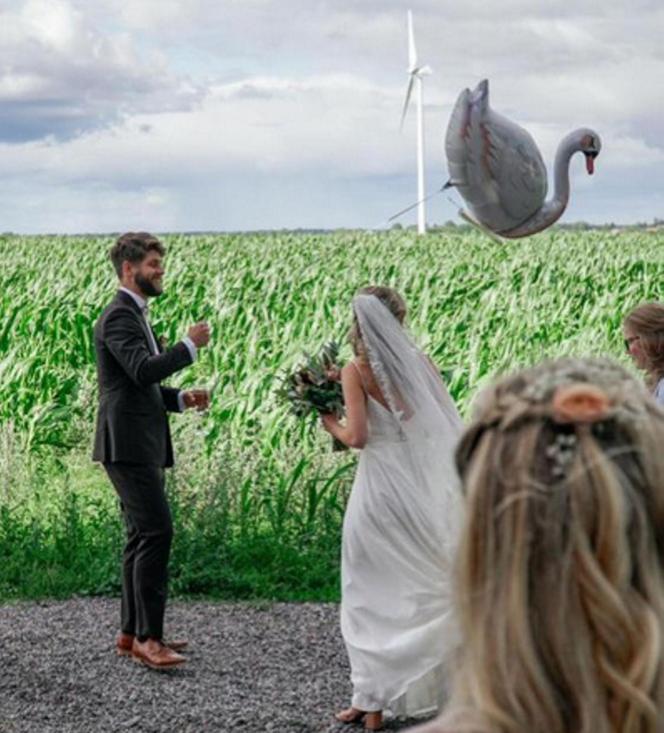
623;302;664;405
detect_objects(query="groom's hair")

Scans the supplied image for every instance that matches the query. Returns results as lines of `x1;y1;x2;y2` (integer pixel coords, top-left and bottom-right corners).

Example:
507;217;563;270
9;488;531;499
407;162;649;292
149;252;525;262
110;232;165;278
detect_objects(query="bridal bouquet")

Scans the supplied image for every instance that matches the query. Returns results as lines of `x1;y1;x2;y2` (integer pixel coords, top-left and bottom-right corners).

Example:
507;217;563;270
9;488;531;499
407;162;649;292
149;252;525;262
277;341;347;451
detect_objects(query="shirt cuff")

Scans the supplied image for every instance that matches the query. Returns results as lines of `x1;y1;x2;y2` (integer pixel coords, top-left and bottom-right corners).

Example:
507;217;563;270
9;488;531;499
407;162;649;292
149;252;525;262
182;336;197;363
177;391;187;413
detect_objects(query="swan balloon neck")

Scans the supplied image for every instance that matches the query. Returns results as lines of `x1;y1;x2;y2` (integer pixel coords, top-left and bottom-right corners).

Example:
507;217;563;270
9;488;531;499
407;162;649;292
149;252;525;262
504;129;602;238
552;127;602;204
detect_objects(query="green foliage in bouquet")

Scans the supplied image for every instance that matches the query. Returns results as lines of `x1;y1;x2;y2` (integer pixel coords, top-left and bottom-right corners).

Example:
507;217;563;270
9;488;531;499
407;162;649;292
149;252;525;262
277;342;347;451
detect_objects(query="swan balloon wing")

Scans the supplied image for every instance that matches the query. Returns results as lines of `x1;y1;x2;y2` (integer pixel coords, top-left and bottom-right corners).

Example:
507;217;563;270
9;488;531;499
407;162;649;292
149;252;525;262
485;110;548;223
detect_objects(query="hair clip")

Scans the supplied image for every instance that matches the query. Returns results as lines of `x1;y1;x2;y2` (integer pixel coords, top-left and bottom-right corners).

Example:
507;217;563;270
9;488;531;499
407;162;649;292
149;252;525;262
545;433;577;477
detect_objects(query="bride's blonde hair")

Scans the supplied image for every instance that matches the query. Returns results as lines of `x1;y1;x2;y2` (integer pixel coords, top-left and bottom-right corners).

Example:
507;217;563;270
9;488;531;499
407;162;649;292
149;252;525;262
441;357;664;733
349;285;407;359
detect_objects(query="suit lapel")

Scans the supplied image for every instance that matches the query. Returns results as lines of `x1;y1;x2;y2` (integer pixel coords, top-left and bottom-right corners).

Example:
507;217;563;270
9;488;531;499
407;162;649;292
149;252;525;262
115;290;159;355
149;323;163;353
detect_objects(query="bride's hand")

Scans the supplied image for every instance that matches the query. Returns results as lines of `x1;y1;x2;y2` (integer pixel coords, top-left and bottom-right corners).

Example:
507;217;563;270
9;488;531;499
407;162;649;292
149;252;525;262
320;413;338;433
326;365;342;382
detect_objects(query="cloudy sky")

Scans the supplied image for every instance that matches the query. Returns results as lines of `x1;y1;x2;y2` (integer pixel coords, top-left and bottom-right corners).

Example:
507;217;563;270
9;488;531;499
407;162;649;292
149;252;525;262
1;0;662;233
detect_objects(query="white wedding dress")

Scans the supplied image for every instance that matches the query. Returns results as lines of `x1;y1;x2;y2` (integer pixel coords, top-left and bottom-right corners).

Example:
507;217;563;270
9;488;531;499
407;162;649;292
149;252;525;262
340;295;464;719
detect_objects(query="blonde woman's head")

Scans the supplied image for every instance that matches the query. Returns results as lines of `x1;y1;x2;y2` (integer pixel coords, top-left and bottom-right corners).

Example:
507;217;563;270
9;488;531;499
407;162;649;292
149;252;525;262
349;285;407;358
445;357;664;733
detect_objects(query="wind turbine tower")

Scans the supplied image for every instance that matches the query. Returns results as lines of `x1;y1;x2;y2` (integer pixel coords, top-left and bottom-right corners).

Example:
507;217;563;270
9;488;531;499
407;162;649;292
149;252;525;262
400;10;431;235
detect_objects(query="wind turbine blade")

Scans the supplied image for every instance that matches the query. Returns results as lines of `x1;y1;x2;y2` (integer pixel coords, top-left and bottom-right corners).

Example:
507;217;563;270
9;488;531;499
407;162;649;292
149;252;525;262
399;74;415;130
407;10;417;71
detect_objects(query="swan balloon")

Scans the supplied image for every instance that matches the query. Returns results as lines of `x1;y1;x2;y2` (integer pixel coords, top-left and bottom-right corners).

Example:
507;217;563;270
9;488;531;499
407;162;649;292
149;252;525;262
445;79;601;238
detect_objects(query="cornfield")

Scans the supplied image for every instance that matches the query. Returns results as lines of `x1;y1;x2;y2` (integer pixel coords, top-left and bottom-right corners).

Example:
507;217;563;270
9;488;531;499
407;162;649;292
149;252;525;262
0;228;662;599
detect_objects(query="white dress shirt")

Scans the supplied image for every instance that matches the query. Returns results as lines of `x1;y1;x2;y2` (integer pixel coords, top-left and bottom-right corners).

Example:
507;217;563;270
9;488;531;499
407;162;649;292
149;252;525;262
119;287;196;411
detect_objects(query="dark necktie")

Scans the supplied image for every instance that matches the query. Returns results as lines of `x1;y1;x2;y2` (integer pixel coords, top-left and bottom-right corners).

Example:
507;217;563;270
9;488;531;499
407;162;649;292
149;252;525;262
141;305;160;355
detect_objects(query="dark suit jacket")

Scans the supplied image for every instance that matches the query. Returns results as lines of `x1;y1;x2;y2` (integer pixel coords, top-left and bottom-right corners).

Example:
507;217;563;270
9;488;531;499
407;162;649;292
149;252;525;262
92;290;193;467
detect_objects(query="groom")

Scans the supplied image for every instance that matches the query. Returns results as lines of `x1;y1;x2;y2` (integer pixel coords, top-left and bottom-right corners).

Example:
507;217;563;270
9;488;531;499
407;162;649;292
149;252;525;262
93;232;211;670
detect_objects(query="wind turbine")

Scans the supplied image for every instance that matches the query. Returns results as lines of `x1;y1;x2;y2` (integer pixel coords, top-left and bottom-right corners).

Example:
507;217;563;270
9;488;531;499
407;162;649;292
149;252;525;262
400;10;431;235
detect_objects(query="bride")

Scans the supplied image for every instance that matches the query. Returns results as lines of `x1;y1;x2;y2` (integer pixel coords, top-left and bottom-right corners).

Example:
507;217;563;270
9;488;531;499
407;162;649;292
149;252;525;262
321;286;464;730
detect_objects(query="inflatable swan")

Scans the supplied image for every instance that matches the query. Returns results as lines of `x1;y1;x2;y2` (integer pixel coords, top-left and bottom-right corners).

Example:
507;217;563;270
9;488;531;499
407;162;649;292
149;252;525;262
445;79;601;238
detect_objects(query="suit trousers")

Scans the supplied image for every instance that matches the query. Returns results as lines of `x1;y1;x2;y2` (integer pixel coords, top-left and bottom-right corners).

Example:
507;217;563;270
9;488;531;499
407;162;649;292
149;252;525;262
104;462;173;640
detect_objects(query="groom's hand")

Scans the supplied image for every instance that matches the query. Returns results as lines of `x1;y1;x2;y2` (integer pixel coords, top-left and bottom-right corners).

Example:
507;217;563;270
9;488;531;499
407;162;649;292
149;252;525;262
182;389;211;411
188;322;211;348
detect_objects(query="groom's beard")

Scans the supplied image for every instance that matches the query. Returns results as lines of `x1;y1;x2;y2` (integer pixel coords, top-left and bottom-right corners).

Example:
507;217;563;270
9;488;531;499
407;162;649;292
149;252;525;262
135;273;163;298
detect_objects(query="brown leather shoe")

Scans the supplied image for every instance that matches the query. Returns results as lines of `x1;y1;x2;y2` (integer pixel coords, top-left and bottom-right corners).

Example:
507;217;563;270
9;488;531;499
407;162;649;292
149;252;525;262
131;638;186;670
116;632;135;657
163;638;188;652
116;633;188;656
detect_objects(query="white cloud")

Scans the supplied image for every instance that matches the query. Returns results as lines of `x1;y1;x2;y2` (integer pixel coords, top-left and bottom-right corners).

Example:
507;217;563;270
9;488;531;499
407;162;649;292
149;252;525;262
21;0;81;52
0;0;203;142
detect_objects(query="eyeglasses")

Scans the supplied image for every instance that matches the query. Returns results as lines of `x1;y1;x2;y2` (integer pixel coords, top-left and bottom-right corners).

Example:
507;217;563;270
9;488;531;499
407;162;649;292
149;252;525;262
624;336;640;352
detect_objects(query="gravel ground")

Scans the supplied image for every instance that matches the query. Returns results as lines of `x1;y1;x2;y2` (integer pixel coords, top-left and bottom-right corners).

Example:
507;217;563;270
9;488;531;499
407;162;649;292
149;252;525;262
0;599;436;733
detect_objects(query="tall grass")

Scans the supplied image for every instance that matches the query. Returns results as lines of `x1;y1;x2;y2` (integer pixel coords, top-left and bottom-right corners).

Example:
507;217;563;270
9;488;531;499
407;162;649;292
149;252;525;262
0;228;662;600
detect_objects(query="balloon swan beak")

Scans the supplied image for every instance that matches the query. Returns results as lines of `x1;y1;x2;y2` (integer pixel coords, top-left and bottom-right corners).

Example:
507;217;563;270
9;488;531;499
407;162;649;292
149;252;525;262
585;154;595;175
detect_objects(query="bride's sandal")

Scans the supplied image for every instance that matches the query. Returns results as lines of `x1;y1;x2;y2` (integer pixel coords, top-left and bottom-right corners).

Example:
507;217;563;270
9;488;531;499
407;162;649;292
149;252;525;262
363;711;383;731
335;707;366;724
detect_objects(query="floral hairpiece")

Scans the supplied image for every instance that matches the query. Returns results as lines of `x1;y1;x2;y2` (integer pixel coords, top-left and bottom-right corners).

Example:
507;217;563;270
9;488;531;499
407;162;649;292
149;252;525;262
551;383;611;424
544;383;610;478
521;358;629;403
507;358;647;480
